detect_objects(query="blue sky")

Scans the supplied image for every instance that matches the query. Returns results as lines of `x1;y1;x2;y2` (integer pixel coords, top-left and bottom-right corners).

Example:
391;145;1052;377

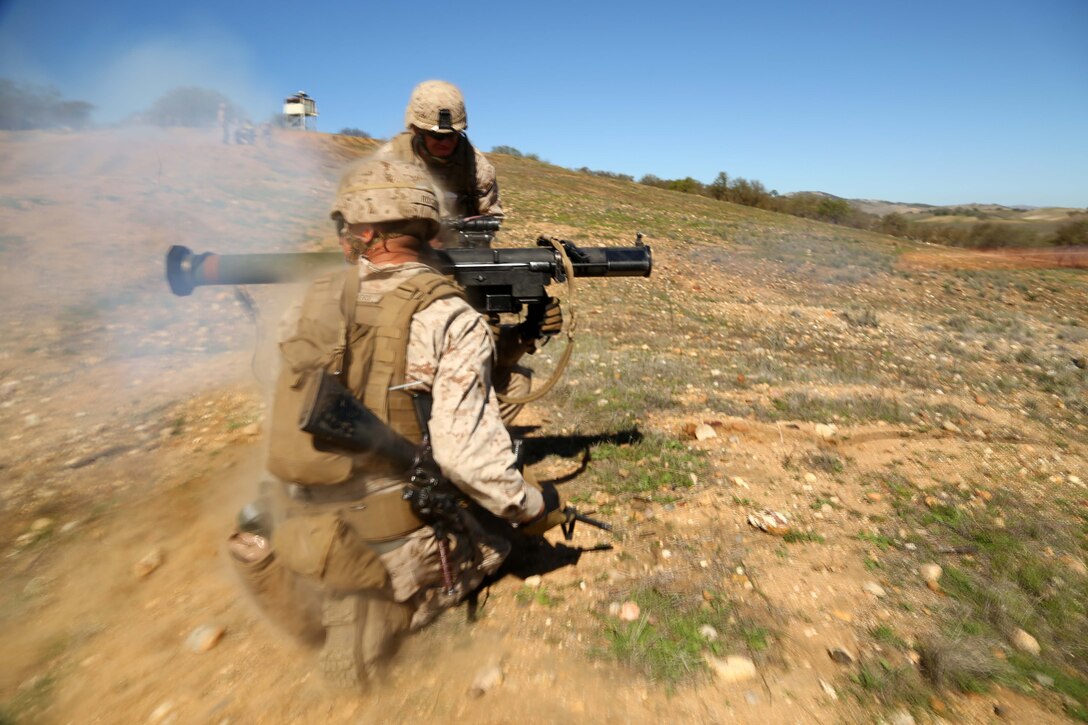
1;0;1085;207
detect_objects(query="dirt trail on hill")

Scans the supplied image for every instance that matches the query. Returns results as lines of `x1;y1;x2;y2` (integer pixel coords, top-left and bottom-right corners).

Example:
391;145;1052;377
2;129;1084;724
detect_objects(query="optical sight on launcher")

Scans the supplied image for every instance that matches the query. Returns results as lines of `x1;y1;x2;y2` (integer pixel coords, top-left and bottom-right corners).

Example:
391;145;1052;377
439;214;503;249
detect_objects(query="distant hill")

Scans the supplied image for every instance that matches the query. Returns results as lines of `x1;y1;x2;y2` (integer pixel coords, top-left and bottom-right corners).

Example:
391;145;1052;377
789;191;1085;234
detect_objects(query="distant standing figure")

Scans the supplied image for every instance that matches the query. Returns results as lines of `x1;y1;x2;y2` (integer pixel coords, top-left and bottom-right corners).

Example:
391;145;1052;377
217;103;228;145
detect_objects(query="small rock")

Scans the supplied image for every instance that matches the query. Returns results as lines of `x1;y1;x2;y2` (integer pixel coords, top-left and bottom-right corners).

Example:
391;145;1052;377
23;576;53;596
889;709;916;725
1070;475;1083;485
607;602;621;617
60;521;79;534
706;654;758;683
819;678;838;700
469;662;504;698
134;548;164;578
815;423;837;440
523;575;543;589
149;701;175;724
732;476;750;489
827;647;855;665
241;423;260;437
804;472;817;483
185;624;226;653
919;563;942;583
1060;555;1088;576
993;703;1009;718
30;518;53;533
929;695;947;714
865;492;883;503
660;549;672;560
618;601;641;622
744;691;759;705
747;509;791;536
1034;672;1055;688
974;394;988;405
1010;628;1040;656
942;421;961;434
694;424;717;441
24;414;41;428
863;581;887;597
699;625;719;641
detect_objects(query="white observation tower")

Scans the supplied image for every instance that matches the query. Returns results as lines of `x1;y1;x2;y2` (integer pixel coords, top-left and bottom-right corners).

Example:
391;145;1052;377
283;91;318;130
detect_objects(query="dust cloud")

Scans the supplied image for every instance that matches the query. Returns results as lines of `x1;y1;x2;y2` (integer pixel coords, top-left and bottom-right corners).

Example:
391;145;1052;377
0;116;349;525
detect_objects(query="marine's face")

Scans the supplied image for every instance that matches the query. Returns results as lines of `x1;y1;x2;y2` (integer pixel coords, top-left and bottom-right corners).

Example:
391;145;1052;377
417;128;459;158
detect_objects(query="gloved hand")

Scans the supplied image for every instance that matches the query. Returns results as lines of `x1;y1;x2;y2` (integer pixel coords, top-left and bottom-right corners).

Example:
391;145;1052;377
518;482;567;537
538;297;563;336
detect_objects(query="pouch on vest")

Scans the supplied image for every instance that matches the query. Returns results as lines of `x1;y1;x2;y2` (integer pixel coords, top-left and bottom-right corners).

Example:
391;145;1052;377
274;513;388;591
267;272;358;485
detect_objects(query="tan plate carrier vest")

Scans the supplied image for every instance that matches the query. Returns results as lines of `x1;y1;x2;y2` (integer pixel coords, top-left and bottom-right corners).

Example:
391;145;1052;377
267;267;465;540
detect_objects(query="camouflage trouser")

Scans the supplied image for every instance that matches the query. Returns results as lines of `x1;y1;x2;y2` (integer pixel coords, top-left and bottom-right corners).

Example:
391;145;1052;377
229;478;513;686
227;532;325;643
228;480;414;688
494;363;531;426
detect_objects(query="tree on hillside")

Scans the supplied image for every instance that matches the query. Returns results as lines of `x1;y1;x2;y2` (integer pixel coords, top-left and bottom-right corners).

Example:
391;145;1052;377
727;177;768;207
667;176;705;195
1050;219;1088;247
0;78;95;130
708;172;729;201
145;87;238;128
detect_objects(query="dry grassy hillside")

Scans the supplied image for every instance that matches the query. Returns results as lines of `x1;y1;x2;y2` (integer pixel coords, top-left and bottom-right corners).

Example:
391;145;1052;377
1;128;1086;724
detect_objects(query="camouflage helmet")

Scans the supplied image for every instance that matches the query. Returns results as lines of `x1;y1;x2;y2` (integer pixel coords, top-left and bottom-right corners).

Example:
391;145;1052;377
404;80;467;133
330;158;440;238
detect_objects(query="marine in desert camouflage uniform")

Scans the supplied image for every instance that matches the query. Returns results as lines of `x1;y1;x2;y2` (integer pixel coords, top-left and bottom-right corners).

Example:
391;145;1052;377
376;80;501;219
227;158;559;690
378;80;562;425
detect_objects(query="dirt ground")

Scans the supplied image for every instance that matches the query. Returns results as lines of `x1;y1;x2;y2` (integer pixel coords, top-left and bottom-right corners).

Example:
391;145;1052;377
1;128;1085;724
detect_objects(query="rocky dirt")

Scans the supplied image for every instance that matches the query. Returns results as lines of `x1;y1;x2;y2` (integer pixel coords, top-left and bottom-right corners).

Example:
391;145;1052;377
1;128;1086;724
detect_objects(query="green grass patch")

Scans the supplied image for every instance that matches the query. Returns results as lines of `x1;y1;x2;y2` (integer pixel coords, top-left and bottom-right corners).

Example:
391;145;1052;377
849;658;929;708
856;532;895;550
599;588;737;687
894;485;1088;716
782;530;825;544
514;585;562;607
588;434;707;500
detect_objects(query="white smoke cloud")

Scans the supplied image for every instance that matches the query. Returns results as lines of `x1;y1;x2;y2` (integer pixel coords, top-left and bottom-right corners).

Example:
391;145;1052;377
85;31;278;123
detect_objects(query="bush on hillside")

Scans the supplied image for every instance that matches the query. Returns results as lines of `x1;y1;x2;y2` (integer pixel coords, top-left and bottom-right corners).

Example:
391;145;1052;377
145;87;238;128
1050;219;1088;246
577;167;634;182
0;78;95;130
339;127;370;138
